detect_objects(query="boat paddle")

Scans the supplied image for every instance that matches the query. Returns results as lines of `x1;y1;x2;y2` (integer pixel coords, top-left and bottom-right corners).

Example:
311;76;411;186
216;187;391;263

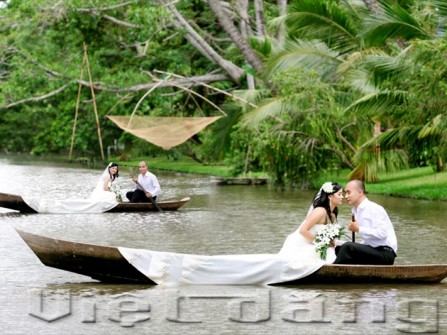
130;174;163;212
351;214;356;243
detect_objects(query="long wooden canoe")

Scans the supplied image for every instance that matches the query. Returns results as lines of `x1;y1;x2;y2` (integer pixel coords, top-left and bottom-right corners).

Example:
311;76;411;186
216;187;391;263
0;192;189;213
15;229;447;285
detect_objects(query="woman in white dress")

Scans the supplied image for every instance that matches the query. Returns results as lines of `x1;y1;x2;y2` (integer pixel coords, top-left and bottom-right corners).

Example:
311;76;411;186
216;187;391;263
23;162;121;213
279;181;344;262
90;162;120;202
119;182;344;285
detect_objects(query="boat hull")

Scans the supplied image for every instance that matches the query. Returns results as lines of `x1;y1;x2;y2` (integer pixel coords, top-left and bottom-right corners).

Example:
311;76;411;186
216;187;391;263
15;229;447;285
278;263;447;285
16;229;155;284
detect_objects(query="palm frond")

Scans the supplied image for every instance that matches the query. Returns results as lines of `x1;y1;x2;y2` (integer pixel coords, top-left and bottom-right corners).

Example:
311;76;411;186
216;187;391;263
419;114;447;138
232;89;270;114
363;1;431;46
344;52;410;91
361;126;421;149
240;98;284;129
287;0;361;54
204;104;242;160
348;148;408;182
345;90;407;117
264;39;342;81
350;128;415;181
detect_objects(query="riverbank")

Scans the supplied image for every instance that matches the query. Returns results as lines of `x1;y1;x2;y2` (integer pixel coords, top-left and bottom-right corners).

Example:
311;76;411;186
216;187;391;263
119;156;447;201
2;154;446;201
315;167;447;201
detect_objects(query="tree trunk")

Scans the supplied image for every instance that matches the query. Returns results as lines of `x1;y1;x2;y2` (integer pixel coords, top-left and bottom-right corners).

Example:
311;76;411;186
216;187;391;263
236;0;252;39
276;0;287;43
254;0;266;37
158;0;244;83
208;0;264;75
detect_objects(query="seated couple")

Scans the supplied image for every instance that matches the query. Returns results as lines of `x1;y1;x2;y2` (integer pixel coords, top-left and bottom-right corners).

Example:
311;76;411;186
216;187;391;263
117;180;398;286
91;160;161;204
280;180;397;266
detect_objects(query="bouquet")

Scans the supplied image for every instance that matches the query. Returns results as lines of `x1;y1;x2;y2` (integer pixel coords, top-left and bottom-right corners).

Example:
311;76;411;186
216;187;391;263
314;223;345;260
108;182;123;202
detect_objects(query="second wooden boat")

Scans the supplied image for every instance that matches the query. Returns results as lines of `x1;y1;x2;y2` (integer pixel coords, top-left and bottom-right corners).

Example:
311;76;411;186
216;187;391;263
0;192;189;213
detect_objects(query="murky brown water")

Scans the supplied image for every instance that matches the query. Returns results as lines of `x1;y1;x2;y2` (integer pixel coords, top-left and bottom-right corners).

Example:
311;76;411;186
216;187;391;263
1;157;446;334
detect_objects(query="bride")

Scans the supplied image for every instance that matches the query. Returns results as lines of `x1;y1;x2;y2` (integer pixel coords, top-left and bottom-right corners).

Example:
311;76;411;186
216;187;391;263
90;162;121;202
119;182;344;285
22;162;122;213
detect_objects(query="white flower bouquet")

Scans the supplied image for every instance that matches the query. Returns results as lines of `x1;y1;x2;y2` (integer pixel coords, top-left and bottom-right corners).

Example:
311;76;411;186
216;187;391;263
108;182;123;202
314;223;345;260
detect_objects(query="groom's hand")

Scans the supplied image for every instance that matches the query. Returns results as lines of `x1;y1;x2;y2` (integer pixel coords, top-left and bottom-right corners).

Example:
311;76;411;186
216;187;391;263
347;219;359;233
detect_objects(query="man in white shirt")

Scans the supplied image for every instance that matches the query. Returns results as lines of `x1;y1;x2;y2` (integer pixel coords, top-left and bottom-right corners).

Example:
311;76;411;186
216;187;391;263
126;161;161;203
333;179;397;265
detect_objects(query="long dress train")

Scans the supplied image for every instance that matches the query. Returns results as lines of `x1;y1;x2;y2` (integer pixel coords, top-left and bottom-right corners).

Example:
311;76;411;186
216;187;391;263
23;174;118;213
118;222;335;285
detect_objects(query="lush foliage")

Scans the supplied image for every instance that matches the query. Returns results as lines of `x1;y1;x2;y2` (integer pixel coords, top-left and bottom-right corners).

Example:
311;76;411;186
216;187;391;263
235;67;355;187
2;0;447;188
0;0;228;156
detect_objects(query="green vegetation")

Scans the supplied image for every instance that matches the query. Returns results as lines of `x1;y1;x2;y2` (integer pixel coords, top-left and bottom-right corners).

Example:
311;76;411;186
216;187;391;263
316;167;447;201
1;1;447;190
119;156;233;177
118;156;447;201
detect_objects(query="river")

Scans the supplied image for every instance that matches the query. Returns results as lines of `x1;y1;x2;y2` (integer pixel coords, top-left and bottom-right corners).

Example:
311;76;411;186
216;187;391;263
0;157;446;334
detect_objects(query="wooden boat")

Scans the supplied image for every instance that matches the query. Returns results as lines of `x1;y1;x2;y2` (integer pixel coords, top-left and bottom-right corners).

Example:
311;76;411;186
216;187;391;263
0;192;190;213
15;229;447;285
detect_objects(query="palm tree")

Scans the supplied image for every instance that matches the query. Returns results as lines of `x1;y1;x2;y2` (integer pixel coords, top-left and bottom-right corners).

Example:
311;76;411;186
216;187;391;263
252;0;447;182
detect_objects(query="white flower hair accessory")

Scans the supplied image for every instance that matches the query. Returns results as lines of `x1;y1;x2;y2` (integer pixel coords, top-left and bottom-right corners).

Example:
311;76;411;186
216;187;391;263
322;182;334;193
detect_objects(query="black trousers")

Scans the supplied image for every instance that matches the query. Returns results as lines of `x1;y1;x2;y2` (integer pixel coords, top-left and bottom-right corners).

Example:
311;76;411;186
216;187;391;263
126;189;157;203
333;242;396;265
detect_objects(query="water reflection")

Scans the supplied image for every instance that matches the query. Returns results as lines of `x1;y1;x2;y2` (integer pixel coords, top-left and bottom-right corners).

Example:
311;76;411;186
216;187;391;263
1;157;447;334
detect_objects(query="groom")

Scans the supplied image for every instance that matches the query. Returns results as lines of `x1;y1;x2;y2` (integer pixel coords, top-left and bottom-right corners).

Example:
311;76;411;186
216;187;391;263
126;161;161;203
333;180;397;265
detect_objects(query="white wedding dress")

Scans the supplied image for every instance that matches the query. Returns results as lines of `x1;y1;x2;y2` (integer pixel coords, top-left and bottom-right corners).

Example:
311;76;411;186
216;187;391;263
23;173;118;214
118;222;336;286
89;175;117;203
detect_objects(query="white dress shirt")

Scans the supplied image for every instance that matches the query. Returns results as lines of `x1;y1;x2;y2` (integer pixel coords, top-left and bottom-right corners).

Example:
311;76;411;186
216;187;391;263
137;172;161;197
353;198;398;253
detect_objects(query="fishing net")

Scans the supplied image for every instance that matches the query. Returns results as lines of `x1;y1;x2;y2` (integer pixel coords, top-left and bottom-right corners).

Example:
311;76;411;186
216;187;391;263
107;115;222;150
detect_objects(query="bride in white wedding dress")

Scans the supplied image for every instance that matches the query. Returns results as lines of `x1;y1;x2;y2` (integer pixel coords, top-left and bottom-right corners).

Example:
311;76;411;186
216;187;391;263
23;162;121;213
90;162;120;203
119;182;345;285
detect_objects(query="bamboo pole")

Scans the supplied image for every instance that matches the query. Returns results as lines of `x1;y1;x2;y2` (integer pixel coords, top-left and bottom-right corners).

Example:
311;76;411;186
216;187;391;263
83;42;105;161
68;55;85;161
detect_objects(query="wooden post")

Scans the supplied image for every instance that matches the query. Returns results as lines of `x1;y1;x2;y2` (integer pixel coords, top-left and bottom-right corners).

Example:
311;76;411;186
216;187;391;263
84;42;105;161
83;42;105;161
69;58;85;161
69;43;105;161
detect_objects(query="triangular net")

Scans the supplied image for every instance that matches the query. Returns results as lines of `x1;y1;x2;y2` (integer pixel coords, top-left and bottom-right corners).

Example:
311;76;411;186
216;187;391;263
107;115;222;150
